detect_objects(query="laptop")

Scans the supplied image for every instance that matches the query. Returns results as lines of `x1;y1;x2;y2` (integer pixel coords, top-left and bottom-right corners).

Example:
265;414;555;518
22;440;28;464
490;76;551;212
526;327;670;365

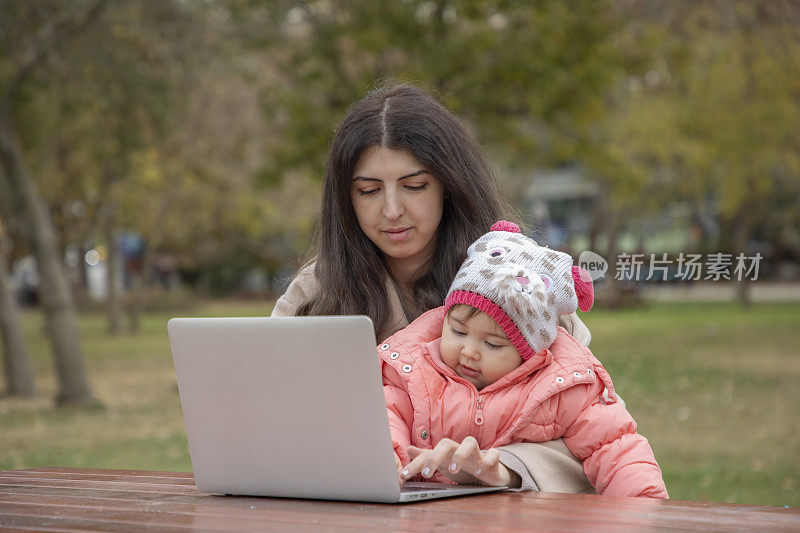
167;316;507;503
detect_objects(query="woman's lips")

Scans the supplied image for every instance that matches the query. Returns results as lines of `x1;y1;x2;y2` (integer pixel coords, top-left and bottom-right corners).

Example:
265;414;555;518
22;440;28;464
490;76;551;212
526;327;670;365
383;227;412;242
458;364;481;378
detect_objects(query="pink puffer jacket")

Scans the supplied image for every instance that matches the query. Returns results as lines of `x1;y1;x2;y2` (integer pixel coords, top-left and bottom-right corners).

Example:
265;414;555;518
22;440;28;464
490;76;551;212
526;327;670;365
379;307;668;499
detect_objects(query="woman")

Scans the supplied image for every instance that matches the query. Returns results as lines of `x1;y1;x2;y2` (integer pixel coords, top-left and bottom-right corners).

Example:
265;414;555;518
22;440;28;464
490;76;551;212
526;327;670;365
273;83;593;492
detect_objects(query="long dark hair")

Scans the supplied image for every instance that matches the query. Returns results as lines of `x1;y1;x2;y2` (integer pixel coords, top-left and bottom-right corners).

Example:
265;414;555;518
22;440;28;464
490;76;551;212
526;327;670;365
298;83;513;337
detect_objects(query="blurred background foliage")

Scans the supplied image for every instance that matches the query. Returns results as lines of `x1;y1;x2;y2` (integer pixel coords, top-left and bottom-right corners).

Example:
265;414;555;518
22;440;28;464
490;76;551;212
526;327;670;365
1;1;796;299
0;0;798;505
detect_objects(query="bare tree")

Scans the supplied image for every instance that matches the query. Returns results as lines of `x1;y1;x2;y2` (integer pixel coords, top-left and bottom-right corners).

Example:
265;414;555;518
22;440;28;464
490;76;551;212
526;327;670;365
0;1;109;404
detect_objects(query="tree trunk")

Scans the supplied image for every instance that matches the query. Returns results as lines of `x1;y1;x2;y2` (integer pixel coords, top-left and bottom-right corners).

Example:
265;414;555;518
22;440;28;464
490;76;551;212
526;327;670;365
127;271;141;333
127;241;152;334
0;245;36;397
603;209;623;309
588;193;605;254
0;106;95;405
734;219;753;308
104;210;123;335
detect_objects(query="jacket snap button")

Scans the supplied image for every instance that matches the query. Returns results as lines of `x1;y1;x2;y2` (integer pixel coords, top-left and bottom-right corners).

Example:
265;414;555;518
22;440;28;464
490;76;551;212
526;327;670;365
475;415;484;426
402;364;412;373
555;376;565;384
380;343;390;351
421;430;429;440
573;371;582;378
390;352;399;360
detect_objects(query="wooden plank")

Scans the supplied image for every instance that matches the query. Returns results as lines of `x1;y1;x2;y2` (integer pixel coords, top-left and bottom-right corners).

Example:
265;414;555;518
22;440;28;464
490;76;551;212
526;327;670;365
0;512;216;533
2;490;798;532
0;526;66;533
19;468;194;479
0;500;563;533
0;491;605;532
1;469;798;532
419;492;800;530
0;489;680;532
0;471;196;486
0;476;200;495
10;467;798;523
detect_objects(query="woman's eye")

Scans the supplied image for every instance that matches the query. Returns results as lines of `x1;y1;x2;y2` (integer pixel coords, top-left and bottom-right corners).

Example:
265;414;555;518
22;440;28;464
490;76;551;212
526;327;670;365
358;188;379;196
405;184;427;192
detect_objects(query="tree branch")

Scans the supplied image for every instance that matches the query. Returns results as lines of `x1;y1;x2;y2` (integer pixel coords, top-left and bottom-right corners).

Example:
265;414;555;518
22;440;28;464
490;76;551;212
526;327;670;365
5;0;112;103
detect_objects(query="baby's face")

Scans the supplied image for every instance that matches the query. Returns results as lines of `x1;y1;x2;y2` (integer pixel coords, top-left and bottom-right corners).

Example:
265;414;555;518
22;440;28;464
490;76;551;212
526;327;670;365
440;306;523;390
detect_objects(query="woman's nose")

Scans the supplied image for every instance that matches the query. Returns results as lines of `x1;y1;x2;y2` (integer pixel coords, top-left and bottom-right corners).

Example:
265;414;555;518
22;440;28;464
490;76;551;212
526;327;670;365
382;189;404;220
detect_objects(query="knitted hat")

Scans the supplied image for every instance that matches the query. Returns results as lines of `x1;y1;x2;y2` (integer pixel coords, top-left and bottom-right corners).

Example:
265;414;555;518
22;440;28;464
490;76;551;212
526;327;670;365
444;221;594;361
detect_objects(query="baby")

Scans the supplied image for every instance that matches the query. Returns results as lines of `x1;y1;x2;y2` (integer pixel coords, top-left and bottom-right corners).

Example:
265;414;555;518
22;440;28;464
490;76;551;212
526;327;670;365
378;221;667;498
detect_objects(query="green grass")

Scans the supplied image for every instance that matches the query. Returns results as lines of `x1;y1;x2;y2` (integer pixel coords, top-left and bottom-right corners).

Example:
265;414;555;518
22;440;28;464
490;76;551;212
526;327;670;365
0;301;271;472
581;302;800;506
1;300;798;506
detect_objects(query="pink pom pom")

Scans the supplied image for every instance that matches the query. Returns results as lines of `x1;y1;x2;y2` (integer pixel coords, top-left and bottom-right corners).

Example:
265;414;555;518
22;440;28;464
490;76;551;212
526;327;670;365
572;266;594;312
490;220;520;233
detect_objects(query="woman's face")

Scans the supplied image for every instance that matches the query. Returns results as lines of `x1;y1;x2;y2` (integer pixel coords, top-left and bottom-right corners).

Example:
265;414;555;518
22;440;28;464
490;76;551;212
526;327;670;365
350;146;445;268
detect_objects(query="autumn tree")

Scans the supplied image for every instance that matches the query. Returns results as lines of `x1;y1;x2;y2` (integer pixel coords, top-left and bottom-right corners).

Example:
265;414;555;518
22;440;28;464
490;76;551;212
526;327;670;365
227;1;627;191
0;1;108;404
33;0;219;332
594;1;800;304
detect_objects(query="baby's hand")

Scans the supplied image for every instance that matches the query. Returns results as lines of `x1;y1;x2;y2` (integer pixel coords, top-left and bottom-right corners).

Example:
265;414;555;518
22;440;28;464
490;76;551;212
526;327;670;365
400;437;513;487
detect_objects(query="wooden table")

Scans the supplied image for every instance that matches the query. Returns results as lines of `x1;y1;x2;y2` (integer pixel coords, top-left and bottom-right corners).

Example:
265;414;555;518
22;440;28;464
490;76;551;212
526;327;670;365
1;468;798;532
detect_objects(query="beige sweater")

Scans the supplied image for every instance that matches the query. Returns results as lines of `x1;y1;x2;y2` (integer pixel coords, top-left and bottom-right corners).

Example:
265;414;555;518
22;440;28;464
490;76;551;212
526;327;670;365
271;263;594;493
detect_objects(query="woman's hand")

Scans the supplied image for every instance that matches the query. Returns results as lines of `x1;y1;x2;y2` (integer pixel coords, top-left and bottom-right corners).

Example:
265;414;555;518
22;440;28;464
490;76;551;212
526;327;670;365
399;437;516;487
394;453;404;486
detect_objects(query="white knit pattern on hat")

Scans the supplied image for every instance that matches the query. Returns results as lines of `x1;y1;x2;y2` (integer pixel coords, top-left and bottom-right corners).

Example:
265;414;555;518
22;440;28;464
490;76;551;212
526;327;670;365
446;227;578;355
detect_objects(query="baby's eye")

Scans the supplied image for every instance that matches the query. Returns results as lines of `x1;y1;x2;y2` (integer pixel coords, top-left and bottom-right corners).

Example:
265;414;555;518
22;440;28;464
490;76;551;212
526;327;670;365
539;273;553;291
450;326;466;336
486;341;504;349
488;248;505;258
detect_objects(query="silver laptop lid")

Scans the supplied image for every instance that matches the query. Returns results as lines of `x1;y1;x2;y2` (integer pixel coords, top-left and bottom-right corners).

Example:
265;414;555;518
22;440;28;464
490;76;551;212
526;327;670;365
168;316;402;502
